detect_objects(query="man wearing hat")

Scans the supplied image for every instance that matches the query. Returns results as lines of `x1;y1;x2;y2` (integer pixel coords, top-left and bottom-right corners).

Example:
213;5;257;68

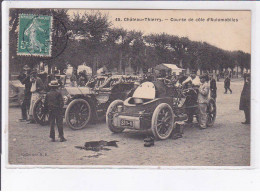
239;73;250;124
198;74;210;129
28;70;44;123
17;65;32;121
44;80;66;142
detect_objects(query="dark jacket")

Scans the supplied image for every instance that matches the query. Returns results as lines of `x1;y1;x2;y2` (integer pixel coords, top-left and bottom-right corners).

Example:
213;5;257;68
224;77;231;88
18;72;32;97
210;78;217;98
239;81;250;110
44;89;64;111
34;77;45;92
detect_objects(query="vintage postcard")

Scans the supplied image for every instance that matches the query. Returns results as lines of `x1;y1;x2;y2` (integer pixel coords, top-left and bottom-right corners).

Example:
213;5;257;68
6;8;251;167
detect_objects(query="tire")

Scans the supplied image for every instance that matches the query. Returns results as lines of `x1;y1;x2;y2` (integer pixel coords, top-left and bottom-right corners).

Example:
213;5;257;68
151;103;174;140
65;99;92;130
207;98;217;127
33;98;49;125
106;100;125;133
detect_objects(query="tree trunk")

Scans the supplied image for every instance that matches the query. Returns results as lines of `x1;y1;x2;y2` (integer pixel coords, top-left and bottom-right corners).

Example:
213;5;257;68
119;51;123;74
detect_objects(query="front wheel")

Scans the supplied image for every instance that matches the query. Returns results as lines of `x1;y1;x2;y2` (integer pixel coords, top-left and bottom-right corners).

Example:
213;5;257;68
207;98;216;127
33;98;49;125
65;99;92;130
106;100;125;133
151;103;174;140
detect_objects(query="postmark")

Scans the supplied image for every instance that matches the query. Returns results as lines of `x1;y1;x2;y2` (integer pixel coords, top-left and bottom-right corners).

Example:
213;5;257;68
17;14;53;57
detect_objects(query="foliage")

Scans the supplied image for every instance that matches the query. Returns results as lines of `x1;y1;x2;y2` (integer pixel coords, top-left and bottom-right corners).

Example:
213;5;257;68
9;9;251;75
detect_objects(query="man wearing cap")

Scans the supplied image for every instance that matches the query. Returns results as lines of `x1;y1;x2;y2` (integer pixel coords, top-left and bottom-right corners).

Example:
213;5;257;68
28;70;44;123
239;73;250;124
198;74;210;129
17;65;32;121
44;80;66;142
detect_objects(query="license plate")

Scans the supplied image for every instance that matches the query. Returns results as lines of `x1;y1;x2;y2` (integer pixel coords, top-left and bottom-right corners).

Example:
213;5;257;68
120;119;133;127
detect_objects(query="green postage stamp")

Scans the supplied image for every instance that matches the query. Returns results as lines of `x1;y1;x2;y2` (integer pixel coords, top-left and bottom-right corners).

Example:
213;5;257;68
17;14;53;57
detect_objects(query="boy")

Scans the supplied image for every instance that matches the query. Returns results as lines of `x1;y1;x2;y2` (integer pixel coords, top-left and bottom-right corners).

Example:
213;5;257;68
44;80;66;142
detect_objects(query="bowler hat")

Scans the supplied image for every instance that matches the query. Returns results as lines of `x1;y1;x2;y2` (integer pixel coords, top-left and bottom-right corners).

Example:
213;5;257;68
48;80;60;87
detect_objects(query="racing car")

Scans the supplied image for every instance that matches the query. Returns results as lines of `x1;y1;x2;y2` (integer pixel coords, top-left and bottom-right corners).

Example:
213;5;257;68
106;80;216;140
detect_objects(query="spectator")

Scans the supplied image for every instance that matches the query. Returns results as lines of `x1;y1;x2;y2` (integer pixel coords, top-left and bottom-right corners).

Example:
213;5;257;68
44;80;66;142
224;75;232;94
17;65;32;122
239;73;250;124
209;74;217;101
198;74;210;129
28;71;44;124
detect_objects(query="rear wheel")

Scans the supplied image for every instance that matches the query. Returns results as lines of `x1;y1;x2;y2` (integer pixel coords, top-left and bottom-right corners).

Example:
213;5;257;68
207;98;216;127
151;103;174;140
33;98;49;125
65;99;91;130
106;100;125;133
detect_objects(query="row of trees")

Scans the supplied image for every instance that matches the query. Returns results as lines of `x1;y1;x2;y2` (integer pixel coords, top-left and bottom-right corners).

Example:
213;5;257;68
9;9;251;75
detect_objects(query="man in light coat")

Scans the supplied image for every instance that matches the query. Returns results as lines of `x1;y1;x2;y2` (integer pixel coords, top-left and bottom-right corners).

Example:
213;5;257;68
198;74;210;129
28;70;44;123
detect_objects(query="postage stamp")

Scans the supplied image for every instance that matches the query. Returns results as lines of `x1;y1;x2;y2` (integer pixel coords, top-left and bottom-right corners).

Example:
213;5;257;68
17;14;53;57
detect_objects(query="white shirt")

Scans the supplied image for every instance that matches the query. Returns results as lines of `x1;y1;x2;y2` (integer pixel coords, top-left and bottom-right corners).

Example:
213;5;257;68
182;76;201;86
30;81;36;92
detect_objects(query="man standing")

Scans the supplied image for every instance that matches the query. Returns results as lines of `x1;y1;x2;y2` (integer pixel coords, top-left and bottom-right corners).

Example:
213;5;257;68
198;74;210;129
28;70;44;123
209;74;217;101
44;80;66;142
224;75;232;94
17;65;32;121
239;73;250;124
182;70;200;124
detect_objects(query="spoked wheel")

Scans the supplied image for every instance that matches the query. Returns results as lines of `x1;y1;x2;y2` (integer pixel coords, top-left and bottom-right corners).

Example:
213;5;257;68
65;99;91;130
33;98;49;125
207;98;216;127
151;103;174;140
106;100;125;133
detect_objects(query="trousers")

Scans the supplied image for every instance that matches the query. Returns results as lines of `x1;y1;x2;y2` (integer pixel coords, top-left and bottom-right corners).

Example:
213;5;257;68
21;96;31;120
244;108;250;123
49;109;64;139
29;92;40;120
224;87;232;94
198;103;208;129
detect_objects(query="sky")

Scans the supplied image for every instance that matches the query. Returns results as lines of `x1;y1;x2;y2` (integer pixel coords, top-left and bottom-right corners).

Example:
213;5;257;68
68;9;251;54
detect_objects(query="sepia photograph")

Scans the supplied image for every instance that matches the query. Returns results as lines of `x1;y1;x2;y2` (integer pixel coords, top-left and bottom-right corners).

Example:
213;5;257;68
6;8;251;166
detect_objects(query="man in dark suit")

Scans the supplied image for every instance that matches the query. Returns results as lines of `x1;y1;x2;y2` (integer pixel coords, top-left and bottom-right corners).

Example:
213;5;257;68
239;73;250;124
224;75;232;94
17;65;32;121
209;74;217;100
44;80;66;142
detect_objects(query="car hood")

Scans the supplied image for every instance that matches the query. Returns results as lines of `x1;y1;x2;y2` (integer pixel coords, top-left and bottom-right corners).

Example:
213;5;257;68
61;86;95;96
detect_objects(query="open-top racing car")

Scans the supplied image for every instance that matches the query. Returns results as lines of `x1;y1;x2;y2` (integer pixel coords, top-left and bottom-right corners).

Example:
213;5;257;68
106;80;216;140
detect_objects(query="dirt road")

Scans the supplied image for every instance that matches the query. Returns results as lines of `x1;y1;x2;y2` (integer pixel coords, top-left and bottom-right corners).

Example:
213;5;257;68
8;80;250;166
